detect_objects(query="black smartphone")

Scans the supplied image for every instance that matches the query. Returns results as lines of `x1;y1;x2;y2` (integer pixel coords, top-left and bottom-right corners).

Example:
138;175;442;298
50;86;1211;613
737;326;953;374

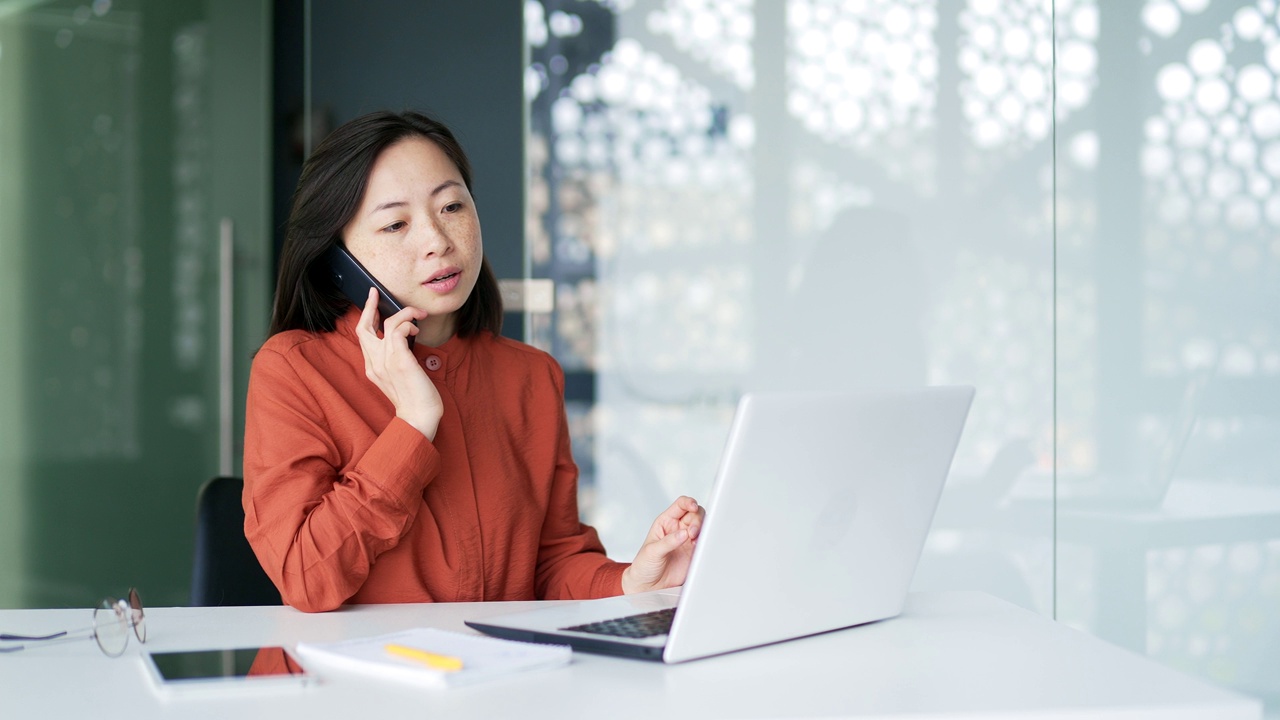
324;243;406;319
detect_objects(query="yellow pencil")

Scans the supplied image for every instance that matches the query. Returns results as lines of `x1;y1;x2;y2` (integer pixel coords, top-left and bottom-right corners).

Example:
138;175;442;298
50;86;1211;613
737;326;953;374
384;643;465;672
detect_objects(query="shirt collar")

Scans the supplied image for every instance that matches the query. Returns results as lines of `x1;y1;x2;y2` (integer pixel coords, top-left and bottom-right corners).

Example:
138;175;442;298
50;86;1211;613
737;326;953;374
333;305;474;373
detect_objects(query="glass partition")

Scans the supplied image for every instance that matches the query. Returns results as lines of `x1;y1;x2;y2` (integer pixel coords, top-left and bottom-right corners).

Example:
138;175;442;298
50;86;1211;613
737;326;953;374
0;0;269;608
528;0;1054;608
1058;1;1280;708
527;0;1277;712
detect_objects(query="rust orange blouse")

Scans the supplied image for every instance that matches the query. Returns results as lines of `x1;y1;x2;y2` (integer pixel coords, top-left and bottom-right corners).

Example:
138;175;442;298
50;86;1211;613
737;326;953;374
243;307;626;612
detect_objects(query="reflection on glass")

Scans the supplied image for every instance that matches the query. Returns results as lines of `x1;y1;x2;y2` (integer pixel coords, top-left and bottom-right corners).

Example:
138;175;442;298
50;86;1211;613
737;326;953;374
526;0;1279;711
526;0;1053;601
1055;2;1280;706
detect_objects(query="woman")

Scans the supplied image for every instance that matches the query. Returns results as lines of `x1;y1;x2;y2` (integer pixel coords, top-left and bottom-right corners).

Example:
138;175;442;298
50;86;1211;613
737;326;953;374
244;110;703;612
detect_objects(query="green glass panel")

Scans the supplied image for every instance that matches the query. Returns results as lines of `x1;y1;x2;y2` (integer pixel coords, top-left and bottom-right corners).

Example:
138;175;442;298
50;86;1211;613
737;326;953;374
0;0;268;608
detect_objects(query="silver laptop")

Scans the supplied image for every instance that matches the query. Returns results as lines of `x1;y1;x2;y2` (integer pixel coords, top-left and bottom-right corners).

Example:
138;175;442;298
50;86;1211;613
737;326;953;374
466;386;975;663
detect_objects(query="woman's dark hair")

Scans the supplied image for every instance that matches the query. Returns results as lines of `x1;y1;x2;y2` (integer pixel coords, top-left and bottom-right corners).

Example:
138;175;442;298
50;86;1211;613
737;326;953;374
269;110;503;337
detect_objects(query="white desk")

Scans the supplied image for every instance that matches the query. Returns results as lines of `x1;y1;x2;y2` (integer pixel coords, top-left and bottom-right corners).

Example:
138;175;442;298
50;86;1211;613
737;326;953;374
0;591;1260;719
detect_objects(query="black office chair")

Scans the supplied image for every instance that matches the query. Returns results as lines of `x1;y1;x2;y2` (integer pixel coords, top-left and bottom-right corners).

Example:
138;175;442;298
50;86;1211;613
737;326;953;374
190;476;283;606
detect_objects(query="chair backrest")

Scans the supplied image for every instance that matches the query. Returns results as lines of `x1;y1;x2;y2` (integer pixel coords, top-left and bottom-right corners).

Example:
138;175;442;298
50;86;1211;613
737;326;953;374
190;476;282;606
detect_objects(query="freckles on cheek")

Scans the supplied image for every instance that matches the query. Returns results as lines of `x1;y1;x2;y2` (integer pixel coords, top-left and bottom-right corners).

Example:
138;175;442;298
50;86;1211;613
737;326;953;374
363;246;402;273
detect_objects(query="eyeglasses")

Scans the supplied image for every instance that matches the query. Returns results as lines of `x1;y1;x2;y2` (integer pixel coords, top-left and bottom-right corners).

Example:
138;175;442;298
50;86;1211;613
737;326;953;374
0;588;146;657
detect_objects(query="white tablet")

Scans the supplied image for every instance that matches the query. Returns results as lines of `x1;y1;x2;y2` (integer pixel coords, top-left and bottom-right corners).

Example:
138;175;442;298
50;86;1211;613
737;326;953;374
142;646;315;697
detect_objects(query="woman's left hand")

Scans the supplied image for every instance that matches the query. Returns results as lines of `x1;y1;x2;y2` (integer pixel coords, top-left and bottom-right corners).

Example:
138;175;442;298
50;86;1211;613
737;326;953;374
621;496;706;594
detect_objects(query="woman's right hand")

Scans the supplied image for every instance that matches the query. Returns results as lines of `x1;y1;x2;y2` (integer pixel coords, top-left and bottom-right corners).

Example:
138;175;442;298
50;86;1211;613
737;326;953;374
355;288;443;440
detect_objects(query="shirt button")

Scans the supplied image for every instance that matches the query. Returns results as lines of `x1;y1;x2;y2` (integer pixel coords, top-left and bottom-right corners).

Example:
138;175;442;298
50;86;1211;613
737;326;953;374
425;355;442;371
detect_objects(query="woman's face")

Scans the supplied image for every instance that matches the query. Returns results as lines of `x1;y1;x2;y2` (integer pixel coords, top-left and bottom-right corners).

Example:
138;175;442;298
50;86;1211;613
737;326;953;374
342;136;483;345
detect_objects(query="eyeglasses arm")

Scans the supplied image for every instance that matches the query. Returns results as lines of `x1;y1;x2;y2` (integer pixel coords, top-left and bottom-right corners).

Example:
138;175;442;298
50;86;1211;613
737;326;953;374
0;631;68;641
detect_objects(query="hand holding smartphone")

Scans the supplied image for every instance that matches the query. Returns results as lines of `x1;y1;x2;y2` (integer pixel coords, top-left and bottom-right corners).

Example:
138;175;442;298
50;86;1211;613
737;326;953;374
324;243;407;320
325;243;442;438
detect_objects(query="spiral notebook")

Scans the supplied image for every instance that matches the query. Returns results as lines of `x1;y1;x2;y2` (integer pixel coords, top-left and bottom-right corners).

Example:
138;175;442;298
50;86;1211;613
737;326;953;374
293;627;571;688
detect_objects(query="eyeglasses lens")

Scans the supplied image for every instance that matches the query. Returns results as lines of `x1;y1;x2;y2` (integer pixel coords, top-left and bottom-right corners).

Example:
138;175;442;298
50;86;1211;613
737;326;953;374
127;588;146;643
93;598;129;657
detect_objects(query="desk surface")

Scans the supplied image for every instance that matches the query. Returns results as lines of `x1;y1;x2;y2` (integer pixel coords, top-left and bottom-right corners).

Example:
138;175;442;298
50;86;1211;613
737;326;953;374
0;591;1260;719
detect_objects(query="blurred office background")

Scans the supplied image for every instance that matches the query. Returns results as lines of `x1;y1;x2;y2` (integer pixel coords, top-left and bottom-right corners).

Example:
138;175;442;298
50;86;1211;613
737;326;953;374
1;0;1277;713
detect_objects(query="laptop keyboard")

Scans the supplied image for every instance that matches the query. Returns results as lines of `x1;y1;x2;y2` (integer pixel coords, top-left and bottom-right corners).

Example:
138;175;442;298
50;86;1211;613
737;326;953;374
561;607;676;639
